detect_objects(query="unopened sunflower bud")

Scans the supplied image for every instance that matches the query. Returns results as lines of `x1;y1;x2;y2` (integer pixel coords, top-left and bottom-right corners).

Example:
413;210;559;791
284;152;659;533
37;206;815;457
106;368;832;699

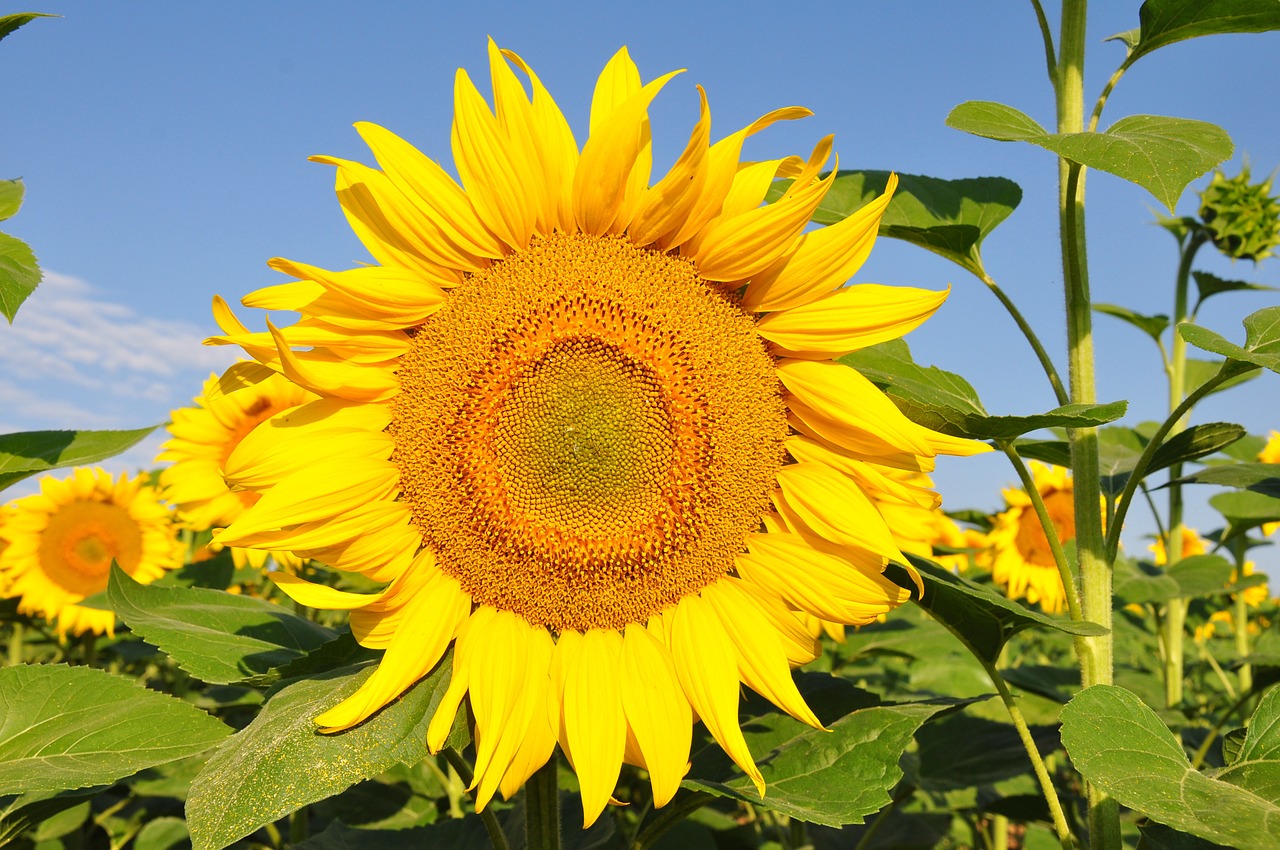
1198;165;1280;262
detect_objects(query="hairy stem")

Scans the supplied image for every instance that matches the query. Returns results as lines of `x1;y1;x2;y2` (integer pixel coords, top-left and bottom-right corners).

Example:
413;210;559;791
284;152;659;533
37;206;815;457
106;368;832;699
441;747;512;850
525;756;562;850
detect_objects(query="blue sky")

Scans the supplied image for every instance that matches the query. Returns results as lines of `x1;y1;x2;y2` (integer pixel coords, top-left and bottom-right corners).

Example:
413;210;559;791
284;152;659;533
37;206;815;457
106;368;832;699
2;2;1278;573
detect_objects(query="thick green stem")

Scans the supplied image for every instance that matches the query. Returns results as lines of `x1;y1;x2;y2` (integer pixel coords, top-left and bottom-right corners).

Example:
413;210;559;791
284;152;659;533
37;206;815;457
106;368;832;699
7;622;22;667
525;756;561;850
1057;4;1119;848
985;660;1077;849
1231;540;1254;695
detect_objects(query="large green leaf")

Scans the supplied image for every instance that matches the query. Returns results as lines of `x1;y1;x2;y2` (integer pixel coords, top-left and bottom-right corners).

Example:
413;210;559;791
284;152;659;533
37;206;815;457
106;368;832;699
0;664;230;795
1211;490;1280;531
915;713;1060;790
0;231;40;324
683;674;954;827
841;340;1125;440
1166;555;1235;598
947;103;1231;211
0;427;157;491
1095;303;1170;342
774;170;1022;279
1173;462;1280;498
1149;423;1247;474
1115;0;1280;63
1061;684;1280;849
107;566;338;686
1114;555;1184;606
1180;307;1280;373
890;557;1107;665
186;660;454;850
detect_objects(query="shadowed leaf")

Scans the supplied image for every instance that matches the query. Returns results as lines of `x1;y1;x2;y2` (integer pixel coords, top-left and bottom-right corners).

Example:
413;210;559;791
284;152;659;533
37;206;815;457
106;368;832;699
0;427;156;491
1114;0;1280;63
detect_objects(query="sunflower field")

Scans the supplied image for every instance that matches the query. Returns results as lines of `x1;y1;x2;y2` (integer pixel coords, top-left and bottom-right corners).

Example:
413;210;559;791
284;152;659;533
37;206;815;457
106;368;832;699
3;3;1280;850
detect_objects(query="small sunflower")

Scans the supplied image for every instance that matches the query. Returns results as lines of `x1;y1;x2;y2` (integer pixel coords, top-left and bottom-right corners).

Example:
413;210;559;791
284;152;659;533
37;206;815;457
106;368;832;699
1258;431;1280;536
158;368;313;571
208;42;987;823
983;462;1073;614
1149;525;1207;566
0;468;181;636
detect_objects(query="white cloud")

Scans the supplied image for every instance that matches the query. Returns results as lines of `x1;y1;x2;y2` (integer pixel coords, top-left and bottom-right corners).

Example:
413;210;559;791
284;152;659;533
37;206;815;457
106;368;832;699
1;271;240;495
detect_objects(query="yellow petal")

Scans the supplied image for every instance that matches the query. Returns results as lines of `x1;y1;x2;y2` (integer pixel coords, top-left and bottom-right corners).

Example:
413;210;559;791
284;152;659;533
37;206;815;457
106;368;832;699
497;627;558;801
703;579;822;729
786;436;941;509
627;85;711;247
757;284;949;359
670;594;764;796
266;320;400;403
268;257;447;324
563;629;626;826
501;48;579;232
469;610;537;810
743;175;898;312
774;463;905;561
427;608;495;754
619;623;692;808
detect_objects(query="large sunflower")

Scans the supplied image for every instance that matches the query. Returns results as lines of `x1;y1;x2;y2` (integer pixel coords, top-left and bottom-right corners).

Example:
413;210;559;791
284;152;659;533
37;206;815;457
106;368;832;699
0;467;181;636
158;368;313;571
983;462;1073;614
208;42;987;824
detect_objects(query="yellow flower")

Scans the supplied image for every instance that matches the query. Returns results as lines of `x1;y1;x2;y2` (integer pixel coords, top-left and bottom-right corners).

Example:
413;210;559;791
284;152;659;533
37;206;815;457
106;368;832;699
1149;526;1207;565
1258;431;1280;536
158;368;312;572
0;468;181;636
208;42;988;824
983;463;1074;614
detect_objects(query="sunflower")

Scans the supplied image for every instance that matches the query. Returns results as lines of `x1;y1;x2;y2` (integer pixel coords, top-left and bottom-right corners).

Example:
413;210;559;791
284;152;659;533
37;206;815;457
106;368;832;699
982;462;1073;614
158;368;313;571
207;42;987;824
0;467;181;636
1149;525;1207;566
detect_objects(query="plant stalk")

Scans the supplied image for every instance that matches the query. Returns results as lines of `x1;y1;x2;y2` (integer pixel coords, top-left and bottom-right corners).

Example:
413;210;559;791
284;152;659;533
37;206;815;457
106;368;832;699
525;756;562;850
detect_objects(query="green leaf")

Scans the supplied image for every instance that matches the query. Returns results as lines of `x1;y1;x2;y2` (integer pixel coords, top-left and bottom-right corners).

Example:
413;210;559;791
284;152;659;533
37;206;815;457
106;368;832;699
134;816;190;850
1040;116;1232;212
1213;685;1280;801
0;664;230;795
0;12;55;43
1173;462;1280;498
784;170;1022;279
915;714;1060;790
946;101;1049;142
841;340;1125;441
1194;270;1278;308
1138;823;1233;850
1211;490;1280;531
1150;423;1247;474
185;660;454;850
0;231;40;324
1002;664;1080;705
0;788;102;848
1122;0;1280;64
683;674;955;827
0;179;22;221
1224;728;1250;766
948;102;1231;212
1115;556;1184;606
1061;684;1280;849
889;556;1107;665
1180;306;1280;373
1186;357;1259;397
107;565;337;686
1167;555;1235;598
292;819;496;850
1012;439;1072;468
0;427;157;492
1095;303;1170;341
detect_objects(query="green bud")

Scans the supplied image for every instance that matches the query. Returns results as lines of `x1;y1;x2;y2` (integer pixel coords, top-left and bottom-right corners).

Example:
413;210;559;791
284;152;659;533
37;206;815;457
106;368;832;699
1197;165;1280;263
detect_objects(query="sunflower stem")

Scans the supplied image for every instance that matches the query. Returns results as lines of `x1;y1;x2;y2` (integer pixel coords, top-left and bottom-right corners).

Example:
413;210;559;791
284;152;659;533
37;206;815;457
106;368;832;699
6;622;22;666
630;791;715;850
1230;539;1254;696
525;755;561;850
983;659;1076;849
1055;4;1120;849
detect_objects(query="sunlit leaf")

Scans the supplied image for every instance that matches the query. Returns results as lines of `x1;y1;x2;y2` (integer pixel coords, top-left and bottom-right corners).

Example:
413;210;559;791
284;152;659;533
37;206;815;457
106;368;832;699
1096;303;1170;341
0;427;156;491
0;231;40;324
1117;0;1280;63
1149;423;1248;474
1211;490;1280;532
948;102;1231;212
186;660;454;850
777;170;1022;279
0;179;22;221
1186;357;1259;397
1180;307;1280;373
1062;685;1280;849
1167;555;1235;598
107;566;339;686
0;665;230;795
0;12;55;43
